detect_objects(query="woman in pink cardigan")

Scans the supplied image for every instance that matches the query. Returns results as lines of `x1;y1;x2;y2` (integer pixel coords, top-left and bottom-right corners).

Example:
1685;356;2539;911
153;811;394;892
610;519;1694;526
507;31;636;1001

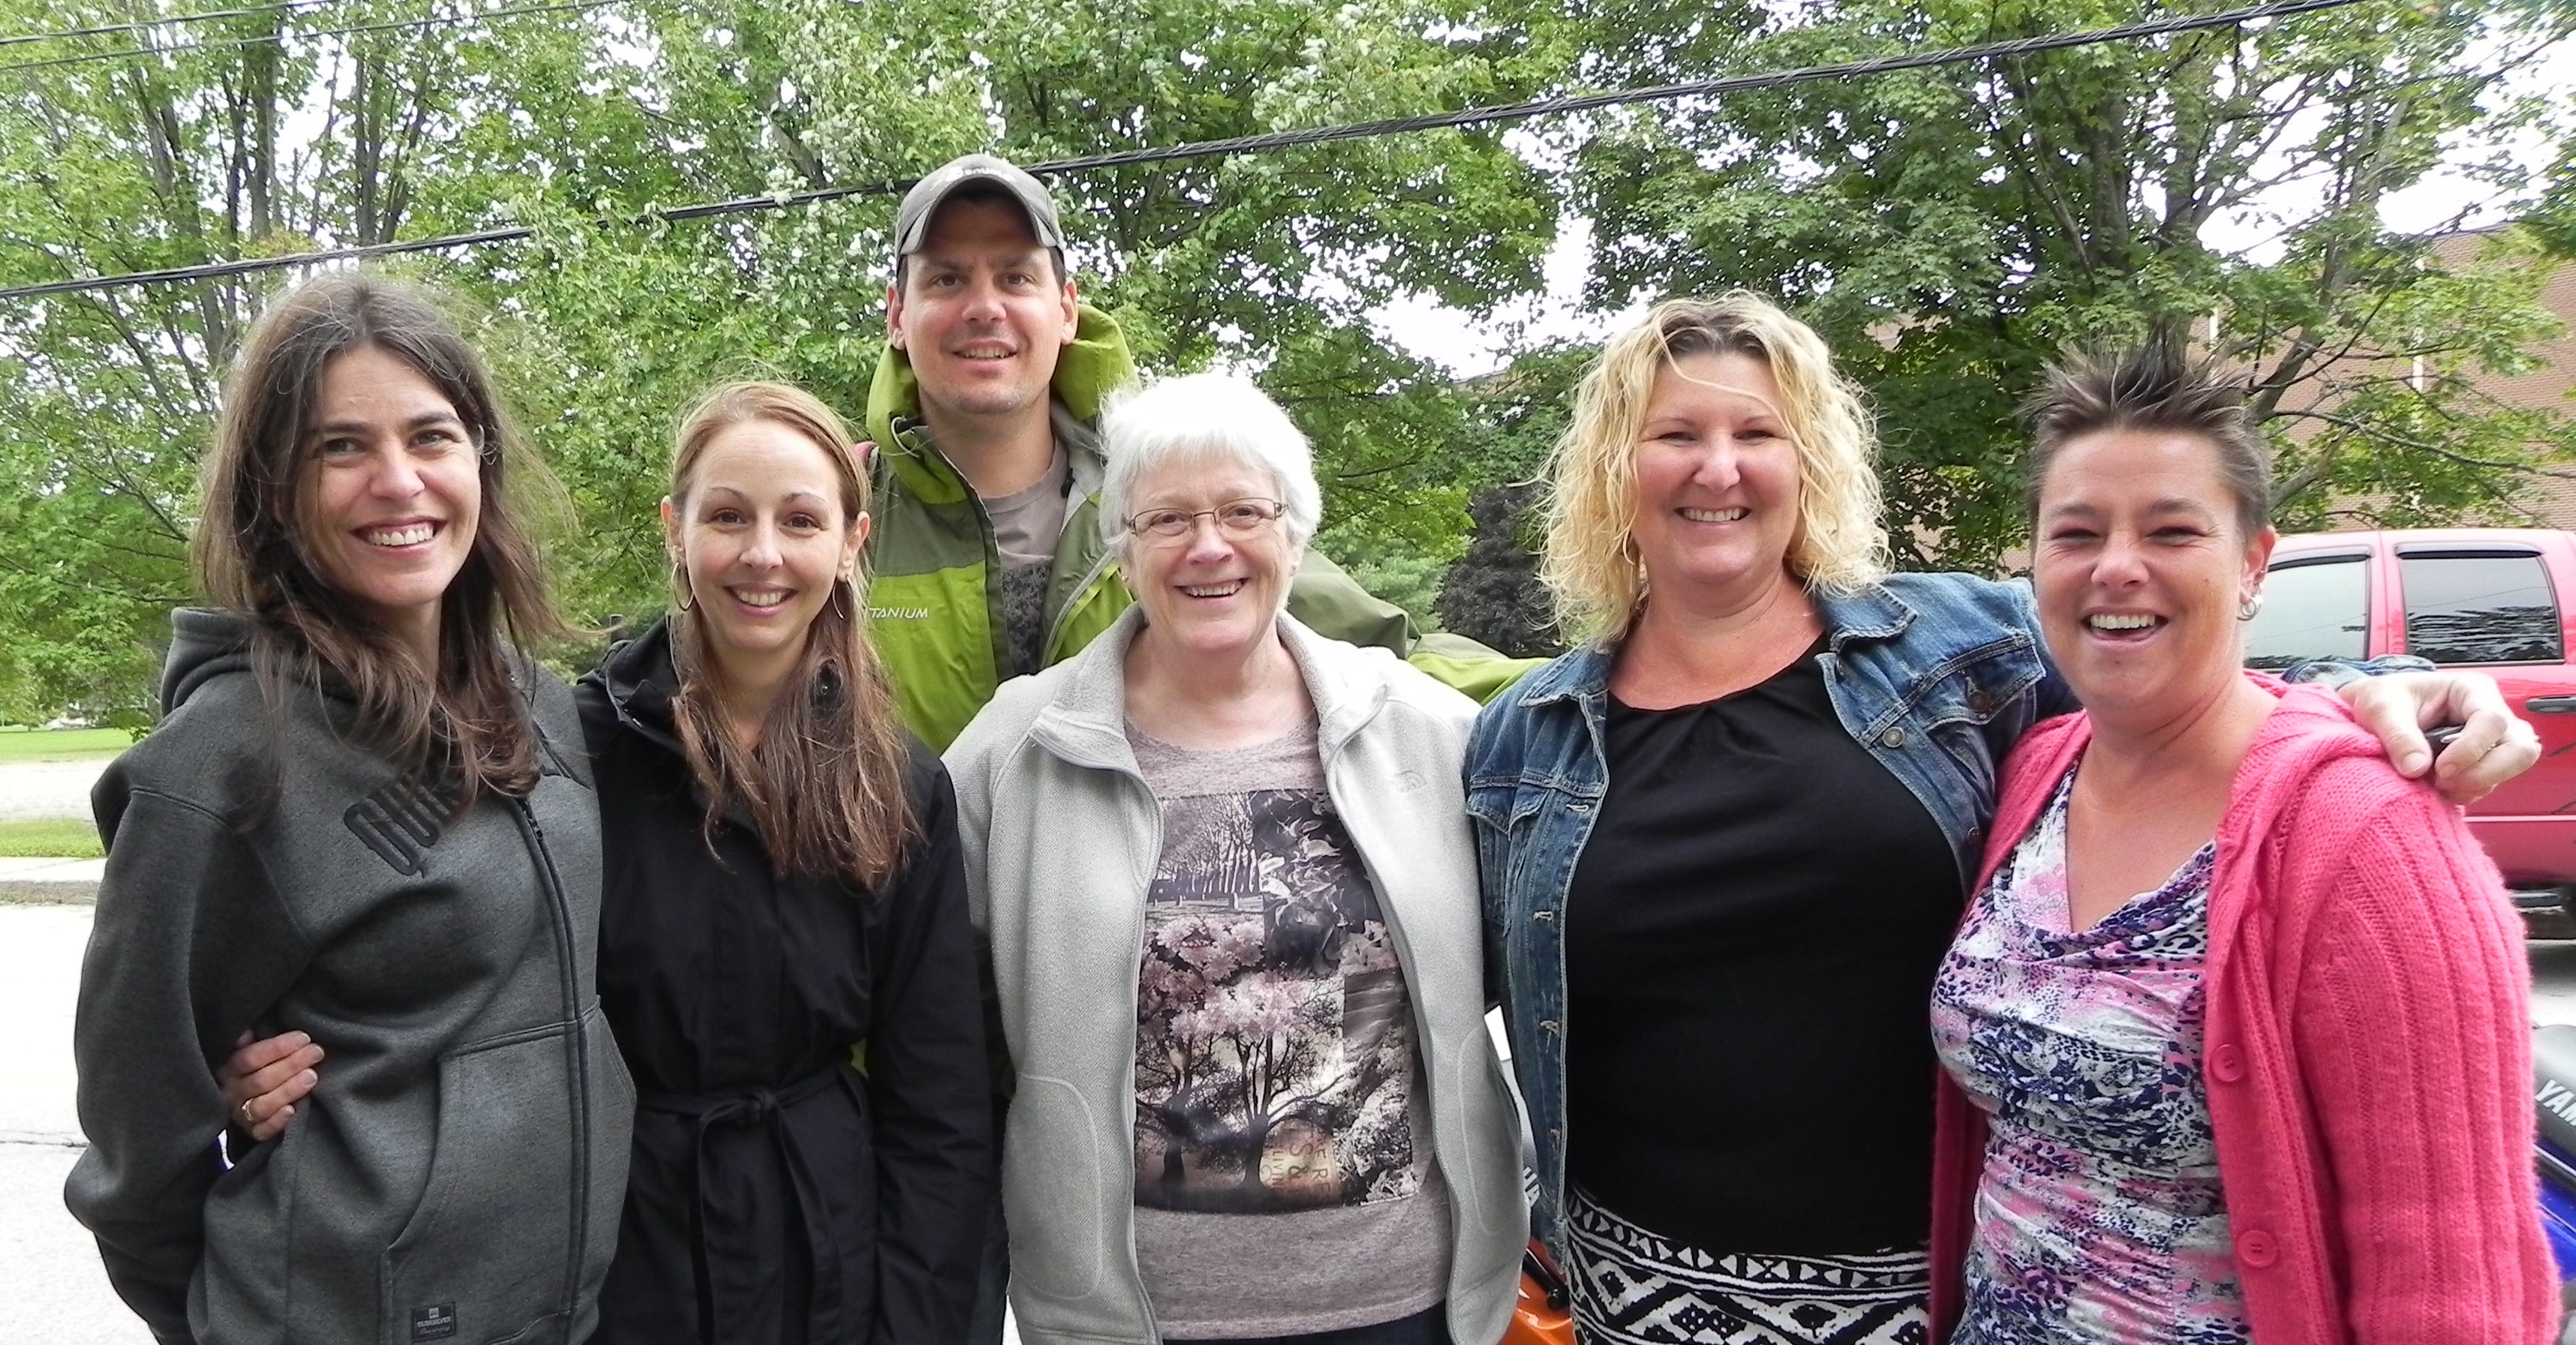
1926;345;2553;1344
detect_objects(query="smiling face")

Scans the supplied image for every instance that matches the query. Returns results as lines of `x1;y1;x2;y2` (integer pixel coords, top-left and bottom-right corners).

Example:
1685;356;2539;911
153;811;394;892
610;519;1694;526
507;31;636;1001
300;344;482;662
666;418;867;687
1628;350;1804;615
886;198;1081;426
1121;452;1300;661
2032;427;2275;721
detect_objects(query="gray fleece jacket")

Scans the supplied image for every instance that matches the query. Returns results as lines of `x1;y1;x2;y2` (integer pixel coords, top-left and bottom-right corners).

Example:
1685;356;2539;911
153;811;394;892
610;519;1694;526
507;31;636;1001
944;609;1527;1345
66;610;634;1345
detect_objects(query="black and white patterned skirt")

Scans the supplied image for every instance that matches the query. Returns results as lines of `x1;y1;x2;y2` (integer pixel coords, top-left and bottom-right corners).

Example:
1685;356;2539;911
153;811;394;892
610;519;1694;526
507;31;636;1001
1563;1187;1931;1345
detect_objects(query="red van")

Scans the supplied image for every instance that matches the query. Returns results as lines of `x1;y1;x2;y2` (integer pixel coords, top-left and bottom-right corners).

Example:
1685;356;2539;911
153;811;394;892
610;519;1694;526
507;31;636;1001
2245;528;2576;934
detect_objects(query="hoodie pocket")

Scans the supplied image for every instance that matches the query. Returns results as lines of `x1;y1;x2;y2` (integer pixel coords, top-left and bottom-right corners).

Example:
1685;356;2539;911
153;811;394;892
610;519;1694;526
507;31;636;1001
574;1002;636;1312
1002;1073;1108;1301
380;1025;581;1345
1447;1029;1528;1243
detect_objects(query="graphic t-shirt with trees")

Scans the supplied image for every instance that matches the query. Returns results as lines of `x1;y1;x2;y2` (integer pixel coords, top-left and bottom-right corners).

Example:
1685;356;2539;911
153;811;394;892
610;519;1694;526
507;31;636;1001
1123;719;1452;1336
1130;725;1429;1213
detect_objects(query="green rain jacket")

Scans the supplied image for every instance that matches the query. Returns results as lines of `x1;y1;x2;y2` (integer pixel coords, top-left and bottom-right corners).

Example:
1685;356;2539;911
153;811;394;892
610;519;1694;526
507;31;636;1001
862;304;1538;750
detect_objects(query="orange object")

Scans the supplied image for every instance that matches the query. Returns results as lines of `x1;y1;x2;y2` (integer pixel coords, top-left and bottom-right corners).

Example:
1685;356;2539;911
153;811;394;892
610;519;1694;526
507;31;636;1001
1503;1239;1577;1345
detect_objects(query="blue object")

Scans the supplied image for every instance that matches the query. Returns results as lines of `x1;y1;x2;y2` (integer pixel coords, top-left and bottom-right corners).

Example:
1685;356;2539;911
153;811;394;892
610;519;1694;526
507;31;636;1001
2541;1141;2576;1282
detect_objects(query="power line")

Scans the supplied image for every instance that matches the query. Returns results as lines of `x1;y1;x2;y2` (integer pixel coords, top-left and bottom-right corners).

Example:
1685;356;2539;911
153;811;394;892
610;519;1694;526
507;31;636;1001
0;0;2371;303
0;0;632;73
0;0;356;51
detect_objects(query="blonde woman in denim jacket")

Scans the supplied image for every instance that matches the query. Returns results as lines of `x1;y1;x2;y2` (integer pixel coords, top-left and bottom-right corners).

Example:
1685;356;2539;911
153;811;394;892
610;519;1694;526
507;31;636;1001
1465;294;2536;1345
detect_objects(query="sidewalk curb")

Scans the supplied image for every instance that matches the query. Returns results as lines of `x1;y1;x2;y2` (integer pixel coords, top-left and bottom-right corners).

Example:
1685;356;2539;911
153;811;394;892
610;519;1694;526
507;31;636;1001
0;882;96;906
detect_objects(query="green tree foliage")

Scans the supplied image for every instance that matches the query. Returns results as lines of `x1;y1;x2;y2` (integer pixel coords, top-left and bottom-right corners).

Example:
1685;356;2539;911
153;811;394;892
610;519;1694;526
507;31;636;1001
1436;482;1559;656
0;0;624;721
1430;341;1586;653
0;0;1565;718
1564;0;2576;568
2;0;2571;717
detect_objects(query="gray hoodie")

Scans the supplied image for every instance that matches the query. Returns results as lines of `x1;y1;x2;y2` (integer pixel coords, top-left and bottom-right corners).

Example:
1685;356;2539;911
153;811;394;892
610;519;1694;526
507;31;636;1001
66;610;634;1345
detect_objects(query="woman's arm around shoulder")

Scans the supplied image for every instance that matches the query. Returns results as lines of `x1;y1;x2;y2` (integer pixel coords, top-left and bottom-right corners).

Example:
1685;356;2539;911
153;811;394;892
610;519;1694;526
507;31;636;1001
864;743;996;1345
2282;765;2553;1343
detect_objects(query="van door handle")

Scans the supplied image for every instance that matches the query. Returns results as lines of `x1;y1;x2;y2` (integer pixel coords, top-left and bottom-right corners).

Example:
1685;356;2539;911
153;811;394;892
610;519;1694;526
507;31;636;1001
2526;696;2576;713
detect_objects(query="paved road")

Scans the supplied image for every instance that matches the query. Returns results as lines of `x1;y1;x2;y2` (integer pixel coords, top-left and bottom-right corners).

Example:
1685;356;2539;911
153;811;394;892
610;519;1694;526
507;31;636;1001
0;902;1024;1343
0;904;143;1344
0;758;110;821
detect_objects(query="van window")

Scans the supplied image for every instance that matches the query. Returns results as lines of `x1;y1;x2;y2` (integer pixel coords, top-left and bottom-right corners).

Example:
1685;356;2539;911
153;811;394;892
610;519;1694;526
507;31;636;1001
2244;557;2368;668
2400;553;2562;665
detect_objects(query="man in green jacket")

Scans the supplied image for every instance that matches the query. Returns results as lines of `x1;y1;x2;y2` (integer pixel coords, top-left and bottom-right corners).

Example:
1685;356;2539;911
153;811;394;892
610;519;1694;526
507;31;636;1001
864;153;1535;751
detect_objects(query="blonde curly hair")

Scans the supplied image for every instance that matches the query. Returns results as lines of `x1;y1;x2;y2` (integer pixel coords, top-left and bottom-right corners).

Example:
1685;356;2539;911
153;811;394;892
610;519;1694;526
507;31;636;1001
1539;293;1889;644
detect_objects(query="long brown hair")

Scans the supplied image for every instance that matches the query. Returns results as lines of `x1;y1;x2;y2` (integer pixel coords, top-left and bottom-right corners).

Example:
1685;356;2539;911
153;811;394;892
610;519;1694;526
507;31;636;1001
193;274;565;803
665;381;918;887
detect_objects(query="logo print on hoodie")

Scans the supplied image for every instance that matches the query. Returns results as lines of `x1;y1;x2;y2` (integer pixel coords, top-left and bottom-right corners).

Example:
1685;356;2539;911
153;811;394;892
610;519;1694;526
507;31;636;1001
410;1302;457;1340
344;774;449;875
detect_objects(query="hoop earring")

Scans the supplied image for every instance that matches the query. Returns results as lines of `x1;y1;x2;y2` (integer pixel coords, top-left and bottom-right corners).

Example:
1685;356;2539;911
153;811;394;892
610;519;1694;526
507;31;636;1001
2237;590;2264;622
671;560;696;613
831;578;853;622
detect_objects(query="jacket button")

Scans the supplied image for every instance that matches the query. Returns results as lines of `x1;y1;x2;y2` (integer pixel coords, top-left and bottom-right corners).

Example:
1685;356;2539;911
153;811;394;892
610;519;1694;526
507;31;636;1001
1881;728;1906;748
2236;1227;2278;1268
1540;1019;1561;1035
1968;688;1992;714
2209;1043;2246;1082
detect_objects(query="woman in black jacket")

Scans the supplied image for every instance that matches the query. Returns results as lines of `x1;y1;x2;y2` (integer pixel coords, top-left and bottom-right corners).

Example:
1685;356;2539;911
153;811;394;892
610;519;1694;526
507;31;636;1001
229;380;993;1344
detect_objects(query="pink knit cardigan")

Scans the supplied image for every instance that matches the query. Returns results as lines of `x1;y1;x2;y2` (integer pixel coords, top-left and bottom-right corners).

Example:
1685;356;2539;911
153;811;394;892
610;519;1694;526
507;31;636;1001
1928;679;2554;1343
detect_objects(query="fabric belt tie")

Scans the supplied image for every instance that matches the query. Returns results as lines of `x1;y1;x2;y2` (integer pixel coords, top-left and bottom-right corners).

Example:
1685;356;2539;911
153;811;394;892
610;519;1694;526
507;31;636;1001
638;1063;857;1345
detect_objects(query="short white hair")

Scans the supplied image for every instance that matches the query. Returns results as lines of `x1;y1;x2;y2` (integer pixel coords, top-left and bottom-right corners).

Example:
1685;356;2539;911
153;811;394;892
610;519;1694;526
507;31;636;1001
1097;371;1323;557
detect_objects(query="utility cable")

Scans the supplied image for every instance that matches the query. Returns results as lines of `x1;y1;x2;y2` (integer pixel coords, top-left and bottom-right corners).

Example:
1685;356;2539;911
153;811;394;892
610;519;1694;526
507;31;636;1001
0;0;2371;302
0;0;356;51
0;0;631;73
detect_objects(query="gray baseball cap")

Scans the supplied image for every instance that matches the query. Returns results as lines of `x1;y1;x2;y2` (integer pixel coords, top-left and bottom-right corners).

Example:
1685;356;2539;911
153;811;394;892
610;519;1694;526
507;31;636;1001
893;154;1066;255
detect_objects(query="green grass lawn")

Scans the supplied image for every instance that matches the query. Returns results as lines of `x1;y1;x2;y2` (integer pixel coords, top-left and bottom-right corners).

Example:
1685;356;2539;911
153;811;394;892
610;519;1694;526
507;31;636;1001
0;726;129;764
0;817;104;858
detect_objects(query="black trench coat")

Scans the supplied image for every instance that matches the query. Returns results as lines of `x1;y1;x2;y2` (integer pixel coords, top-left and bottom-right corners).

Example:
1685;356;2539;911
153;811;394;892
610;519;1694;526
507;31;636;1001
579;623;991;1345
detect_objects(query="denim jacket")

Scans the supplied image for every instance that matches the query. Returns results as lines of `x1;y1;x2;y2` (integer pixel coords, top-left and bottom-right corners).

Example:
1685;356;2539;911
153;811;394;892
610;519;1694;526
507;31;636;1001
1463;572;2076;1262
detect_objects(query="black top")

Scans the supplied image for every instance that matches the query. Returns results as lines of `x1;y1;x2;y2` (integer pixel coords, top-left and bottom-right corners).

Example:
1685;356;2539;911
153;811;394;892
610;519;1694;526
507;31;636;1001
579;623;992;1345
1563;644;1961;1255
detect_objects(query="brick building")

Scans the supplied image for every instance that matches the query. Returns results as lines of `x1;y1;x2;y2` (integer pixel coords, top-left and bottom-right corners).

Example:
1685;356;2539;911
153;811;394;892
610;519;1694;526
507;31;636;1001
2311;229;2576;530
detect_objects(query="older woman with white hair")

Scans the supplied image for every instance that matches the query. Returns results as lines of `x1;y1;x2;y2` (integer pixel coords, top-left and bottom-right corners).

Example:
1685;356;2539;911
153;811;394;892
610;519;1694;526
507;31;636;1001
943;370;1527;1345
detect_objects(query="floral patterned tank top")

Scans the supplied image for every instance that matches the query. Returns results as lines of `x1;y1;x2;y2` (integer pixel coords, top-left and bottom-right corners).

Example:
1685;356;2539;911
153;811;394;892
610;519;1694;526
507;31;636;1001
1929;767;2251;1344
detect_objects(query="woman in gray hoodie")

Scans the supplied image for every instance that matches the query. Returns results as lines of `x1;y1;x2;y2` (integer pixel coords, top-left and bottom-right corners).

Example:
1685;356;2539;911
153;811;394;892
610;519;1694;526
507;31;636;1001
67;275;634;1345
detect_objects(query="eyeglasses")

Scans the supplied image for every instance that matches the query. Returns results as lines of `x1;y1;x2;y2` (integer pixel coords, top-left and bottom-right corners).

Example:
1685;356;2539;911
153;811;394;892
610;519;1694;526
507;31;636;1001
1123;497;1287;539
